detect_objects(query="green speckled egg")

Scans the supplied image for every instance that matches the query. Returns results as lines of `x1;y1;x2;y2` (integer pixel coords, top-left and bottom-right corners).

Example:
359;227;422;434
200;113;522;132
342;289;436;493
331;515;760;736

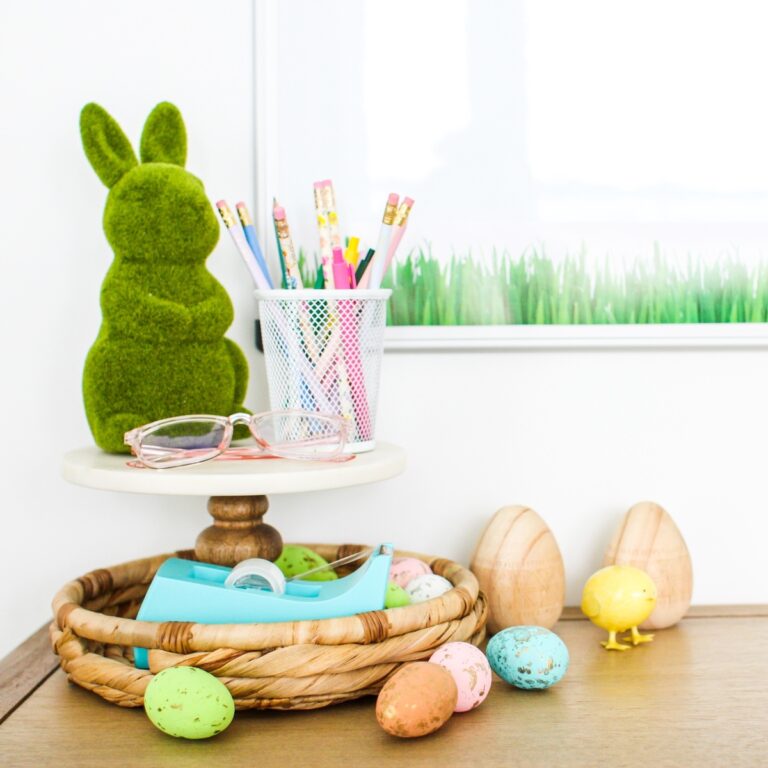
486;626;569;690
144;667;234;739
384;582;411;608
275;545;338;581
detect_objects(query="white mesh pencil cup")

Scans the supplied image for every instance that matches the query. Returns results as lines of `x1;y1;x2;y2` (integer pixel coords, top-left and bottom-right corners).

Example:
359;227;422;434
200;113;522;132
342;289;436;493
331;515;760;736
255;289;391;453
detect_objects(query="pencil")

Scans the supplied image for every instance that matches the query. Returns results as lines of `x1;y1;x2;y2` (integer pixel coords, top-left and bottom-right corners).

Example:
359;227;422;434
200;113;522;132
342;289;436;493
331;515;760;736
383;197;414;277
216;200;271;289
272;197;288;288
313;180;333;286
273;204;303;289
236;202;274;289
368;193;399;289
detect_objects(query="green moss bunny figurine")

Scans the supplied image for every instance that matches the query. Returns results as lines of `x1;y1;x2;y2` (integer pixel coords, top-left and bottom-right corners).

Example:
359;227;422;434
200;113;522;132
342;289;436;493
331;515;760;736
80;102;249;453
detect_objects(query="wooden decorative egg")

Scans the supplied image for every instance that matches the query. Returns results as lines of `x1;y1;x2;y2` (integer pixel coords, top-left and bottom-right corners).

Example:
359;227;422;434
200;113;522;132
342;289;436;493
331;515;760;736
603;501;693;629
470;505;565;633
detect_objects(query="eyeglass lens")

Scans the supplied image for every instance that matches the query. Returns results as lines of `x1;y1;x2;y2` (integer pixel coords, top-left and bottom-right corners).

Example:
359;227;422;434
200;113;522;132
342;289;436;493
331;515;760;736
251;412;344;459
139;418;228;467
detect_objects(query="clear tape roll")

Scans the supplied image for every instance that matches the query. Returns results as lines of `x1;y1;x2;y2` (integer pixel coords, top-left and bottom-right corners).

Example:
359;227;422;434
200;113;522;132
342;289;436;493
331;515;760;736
225;558;286;594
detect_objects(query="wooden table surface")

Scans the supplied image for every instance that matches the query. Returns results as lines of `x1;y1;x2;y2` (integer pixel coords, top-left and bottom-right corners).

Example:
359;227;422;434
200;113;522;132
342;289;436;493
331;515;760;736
2;607;767;767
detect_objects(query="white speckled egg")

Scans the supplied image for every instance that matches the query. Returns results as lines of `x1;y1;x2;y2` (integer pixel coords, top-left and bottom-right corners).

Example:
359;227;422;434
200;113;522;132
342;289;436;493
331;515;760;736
406;574;453;603
429;642;492;712
389;557;432;588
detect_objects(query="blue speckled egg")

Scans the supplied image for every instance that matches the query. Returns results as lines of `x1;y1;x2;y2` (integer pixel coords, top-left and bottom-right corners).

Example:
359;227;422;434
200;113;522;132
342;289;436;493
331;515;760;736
486;626;569;689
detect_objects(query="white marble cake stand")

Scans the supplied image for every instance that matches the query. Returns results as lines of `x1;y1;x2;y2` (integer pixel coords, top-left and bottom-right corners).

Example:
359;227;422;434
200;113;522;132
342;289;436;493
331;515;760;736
62;443;406;566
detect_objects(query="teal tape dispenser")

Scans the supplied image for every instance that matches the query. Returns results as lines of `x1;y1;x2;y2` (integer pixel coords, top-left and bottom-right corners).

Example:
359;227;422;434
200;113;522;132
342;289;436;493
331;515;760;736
133;544;393;669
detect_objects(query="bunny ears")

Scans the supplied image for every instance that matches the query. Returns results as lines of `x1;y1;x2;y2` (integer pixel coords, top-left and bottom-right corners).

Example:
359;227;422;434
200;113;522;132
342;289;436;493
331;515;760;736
80;101;187;188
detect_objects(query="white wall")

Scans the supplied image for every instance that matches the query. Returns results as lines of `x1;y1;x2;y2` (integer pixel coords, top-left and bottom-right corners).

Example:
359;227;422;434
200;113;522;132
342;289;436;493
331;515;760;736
0;0;262;659
1;1;766;661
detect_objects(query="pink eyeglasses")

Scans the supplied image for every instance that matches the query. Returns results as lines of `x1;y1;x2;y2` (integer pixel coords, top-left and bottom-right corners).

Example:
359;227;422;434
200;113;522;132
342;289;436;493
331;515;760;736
124;410;350;469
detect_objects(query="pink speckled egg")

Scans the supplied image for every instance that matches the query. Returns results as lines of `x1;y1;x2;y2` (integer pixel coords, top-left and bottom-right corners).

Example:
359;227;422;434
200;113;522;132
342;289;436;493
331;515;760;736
389;557;432;588
429;642;492;712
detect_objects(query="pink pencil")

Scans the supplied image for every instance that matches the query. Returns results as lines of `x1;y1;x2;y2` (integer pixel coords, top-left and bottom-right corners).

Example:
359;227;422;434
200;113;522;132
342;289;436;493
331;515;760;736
384;197;414;275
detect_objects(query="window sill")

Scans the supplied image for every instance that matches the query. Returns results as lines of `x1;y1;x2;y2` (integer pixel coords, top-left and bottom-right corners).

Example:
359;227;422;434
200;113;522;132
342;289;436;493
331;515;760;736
384;323;768;351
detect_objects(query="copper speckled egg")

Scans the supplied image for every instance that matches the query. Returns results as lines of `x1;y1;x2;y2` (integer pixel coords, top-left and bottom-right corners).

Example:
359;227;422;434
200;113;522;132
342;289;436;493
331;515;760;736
376;662;458;738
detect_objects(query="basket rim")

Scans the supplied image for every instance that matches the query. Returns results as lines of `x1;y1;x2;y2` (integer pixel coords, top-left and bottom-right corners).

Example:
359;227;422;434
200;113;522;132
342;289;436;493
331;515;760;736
52;545;480;656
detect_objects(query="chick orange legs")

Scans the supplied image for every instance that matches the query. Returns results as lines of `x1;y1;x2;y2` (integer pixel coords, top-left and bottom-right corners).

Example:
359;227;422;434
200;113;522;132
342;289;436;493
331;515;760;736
623;626;655;646
601;631;631;651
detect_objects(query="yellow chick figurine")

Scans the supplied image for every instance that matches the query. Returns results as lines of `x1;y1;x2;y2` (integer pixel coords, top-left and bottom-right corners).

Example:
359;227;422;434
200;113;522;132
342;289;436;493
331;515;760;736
581;565;657;651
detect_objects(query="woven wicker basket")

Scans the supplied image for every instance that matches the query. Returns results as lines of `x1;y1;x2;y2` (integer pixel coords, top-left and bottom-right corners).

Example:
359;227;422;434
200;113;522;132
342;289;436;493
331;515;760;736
50;544;488;710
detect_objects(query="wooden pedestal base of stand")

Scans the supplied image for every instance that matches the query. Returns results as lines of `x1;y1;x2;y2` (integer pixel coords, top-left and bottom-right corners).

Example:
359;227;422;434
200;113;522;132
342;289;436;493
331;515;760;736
194;495;283;566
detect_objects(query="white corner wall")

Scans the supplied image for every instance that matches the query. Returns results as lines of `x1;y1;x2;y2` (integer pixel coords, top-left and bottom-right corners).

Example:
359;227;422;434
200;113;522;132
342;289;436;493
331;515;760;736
1;1;766;661
0;0;261;659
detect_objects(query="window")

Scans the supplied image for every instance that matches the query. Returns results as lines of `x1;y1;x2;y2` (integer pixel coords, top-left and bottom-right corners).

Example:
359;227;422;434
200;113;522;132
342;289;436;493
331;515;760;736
256;0;768;338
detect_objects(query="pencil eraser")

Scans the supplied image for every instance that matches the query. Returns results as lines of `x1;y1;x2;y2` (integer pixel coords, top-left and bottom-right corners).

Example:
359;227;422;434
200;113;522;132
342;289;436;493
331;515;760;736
273;206;286;220
321;179;332;187
235;201;246;210
387;193;399;205
215;200;228;209
404;197;415;207
313;180;326;189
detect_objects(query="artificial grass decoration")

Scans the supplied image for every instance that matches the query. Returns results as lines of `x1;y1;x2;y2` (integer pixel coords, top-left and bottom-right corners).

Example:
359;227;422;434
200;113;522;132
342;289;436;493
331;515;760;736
297;245;768;326
80;102;248;453
382;247;768;326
